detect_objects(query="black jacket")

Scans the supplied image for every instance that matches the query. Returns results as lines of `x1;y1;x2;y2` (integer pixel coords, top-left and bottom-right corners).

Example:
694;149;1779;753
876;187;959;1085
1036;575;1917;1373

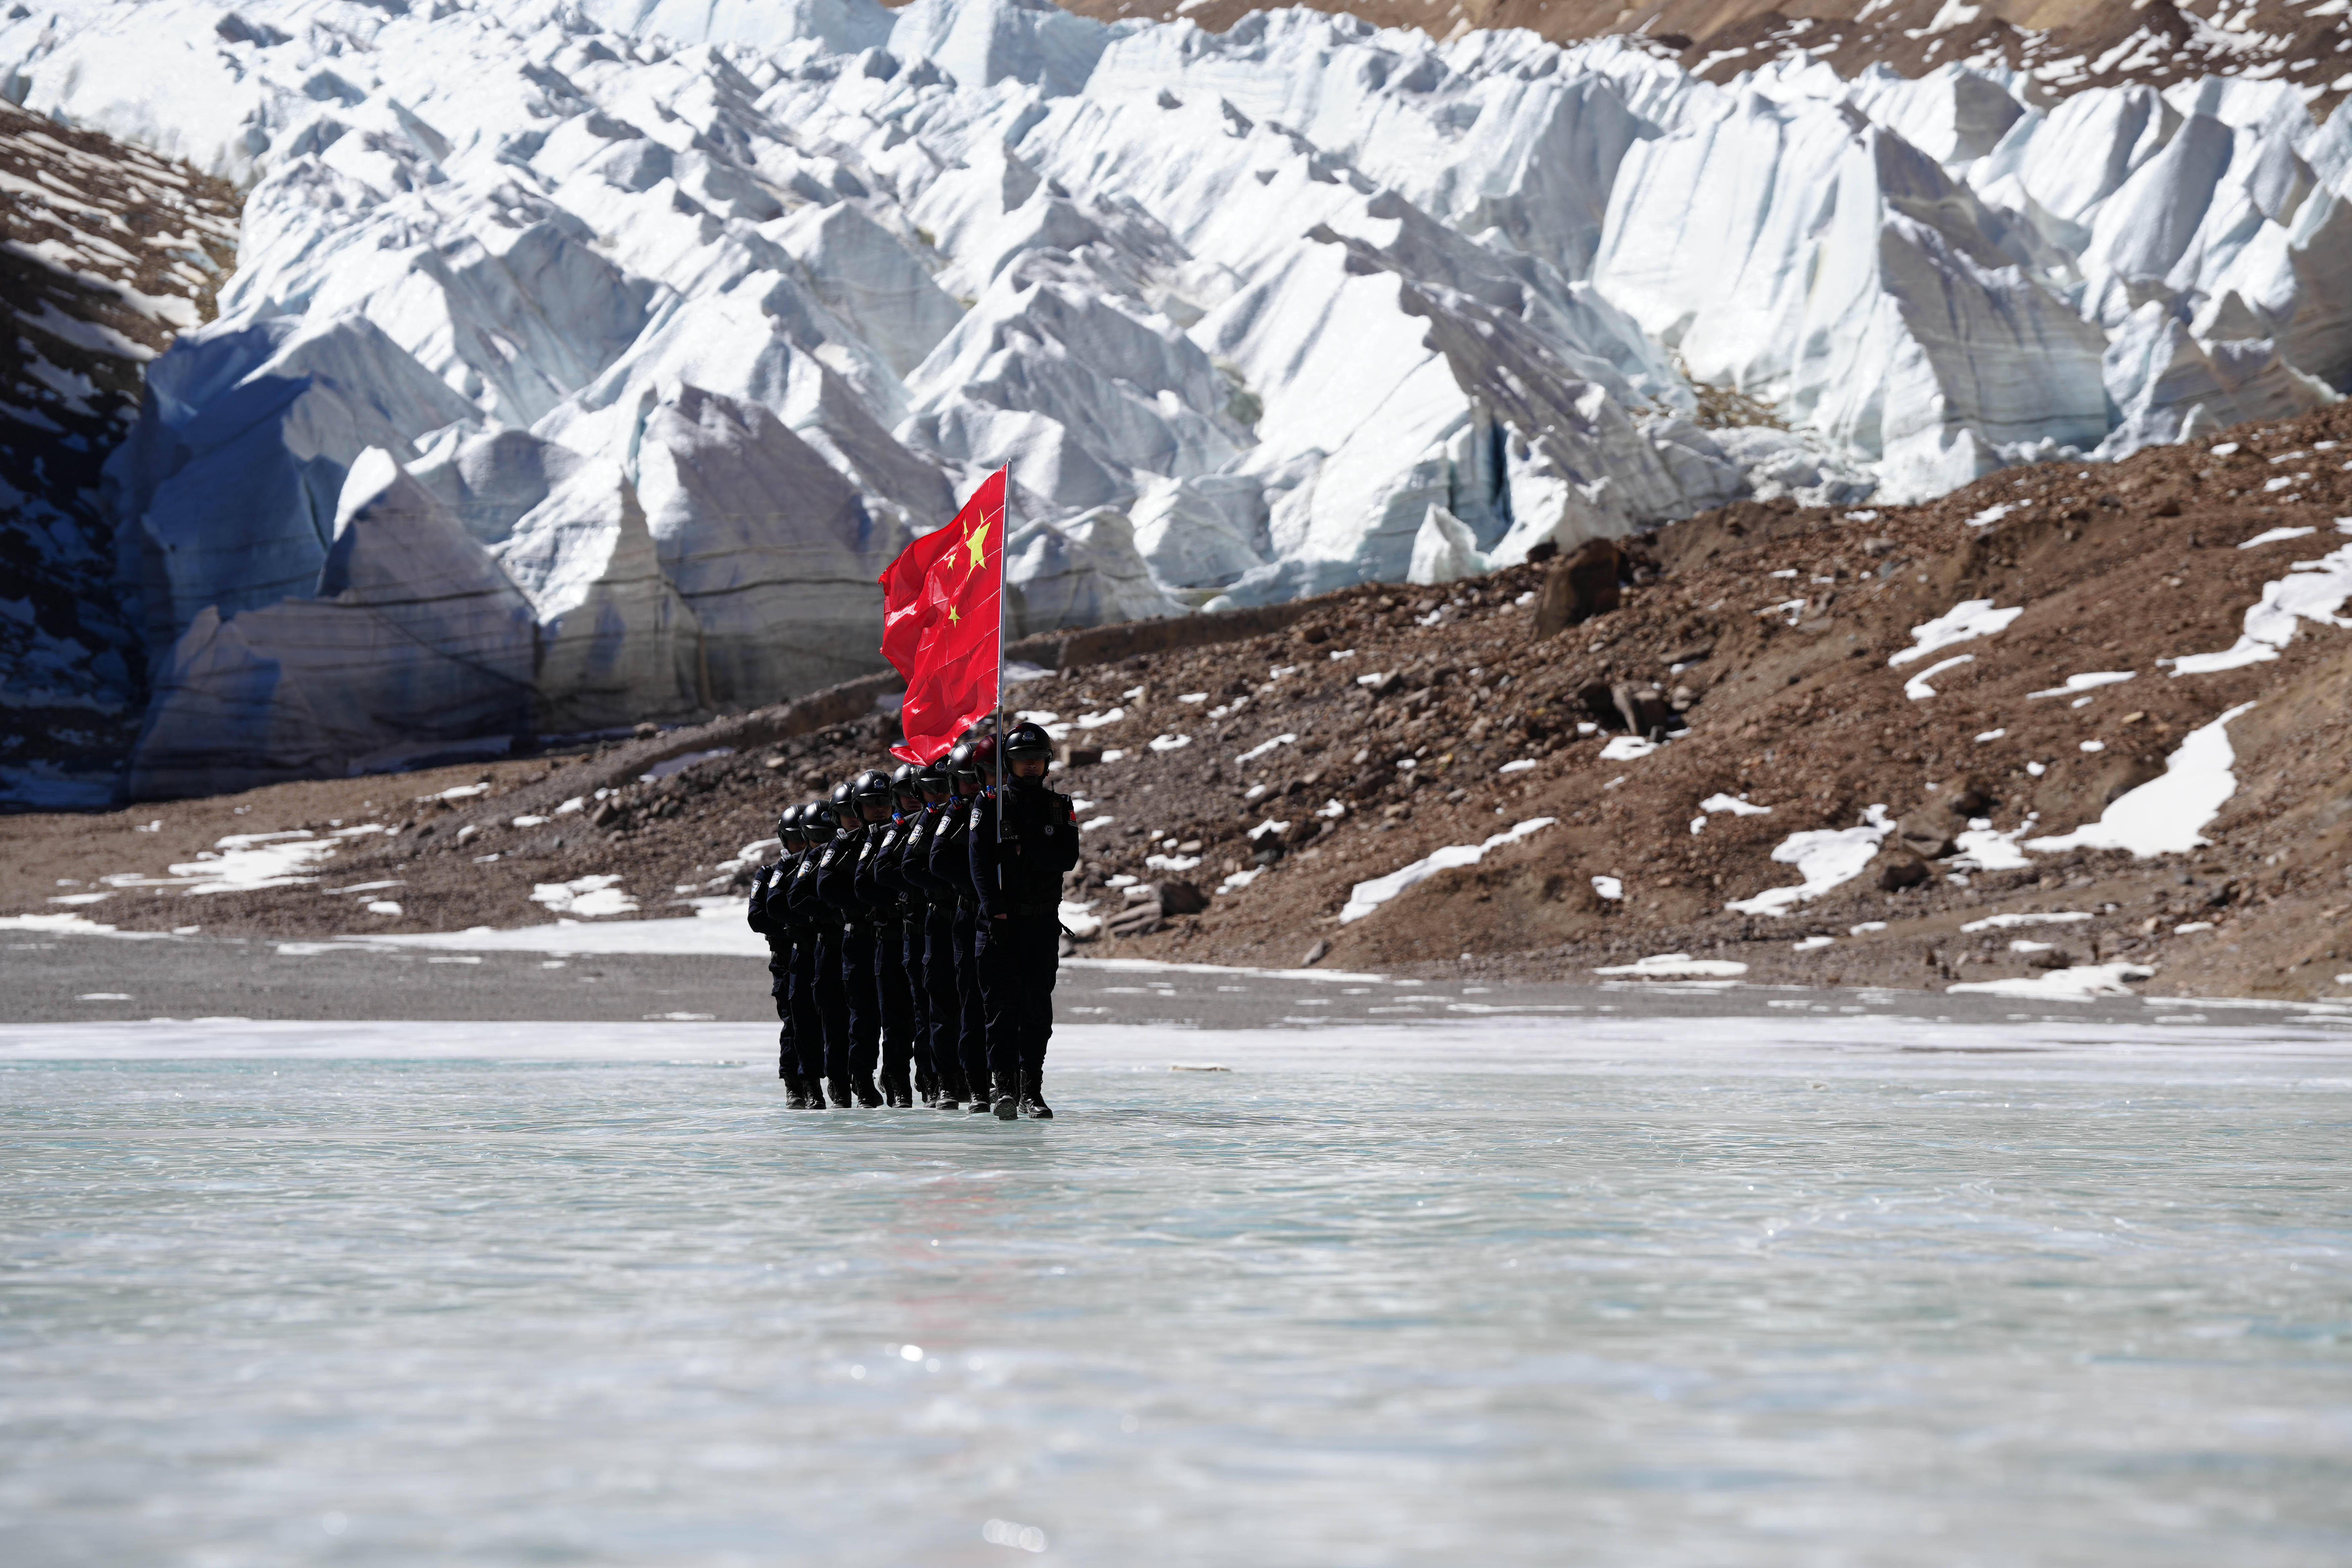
929;797;982;907
746;850;803;940
866;813;927;919
970;782;1080;917
900;802;959;907
783;840;832;931
815;827;869;923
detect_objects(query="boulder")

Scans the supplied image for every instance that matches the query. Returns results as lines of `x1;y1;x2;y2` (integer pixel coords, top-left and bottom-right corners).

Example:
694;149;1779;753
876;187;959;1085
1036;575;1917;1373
1532;538;1622;638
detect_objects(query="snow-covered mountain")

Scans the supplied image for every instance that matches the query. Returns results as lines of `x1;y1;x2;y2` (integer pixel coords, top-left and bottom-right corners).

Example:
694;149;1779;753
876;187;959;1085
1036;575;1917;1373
2;0;2346;799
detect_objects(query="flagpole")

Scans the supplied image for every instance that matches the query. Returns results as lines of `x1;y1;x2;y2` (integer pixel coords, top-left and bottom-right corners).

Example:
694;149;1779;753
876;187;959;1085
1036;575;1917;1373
994;464;1009;860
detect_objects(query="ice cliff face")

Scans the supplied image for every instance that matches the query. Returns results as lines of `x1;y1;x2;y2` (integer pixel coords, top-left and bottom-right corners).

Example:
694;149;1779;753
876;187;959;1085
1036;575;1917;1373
1;0;2346;796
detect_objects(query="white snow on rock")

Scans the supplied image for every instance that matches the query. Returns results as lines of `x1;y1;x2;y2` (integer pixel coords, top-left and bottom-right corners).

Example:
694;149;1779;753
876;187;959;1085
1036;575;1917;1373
5;0;2350;789
528;874;640;917
2026;702;2256;857
2166;542;2352;676
1958;911;2091;934
1726;804;1895;917
1889;598;2022;665
1339;816;1554;924
2027;671;2135;699
1591;952;1748;978
1902;653;1973;700
1947;963;2155;1000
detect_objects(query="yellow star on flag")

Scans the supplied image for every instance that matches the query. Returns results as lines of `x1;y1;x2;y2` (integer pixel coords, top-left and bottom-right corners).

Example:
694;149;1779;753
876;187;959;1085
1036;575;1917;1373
965;518;990;573
947;604;960;625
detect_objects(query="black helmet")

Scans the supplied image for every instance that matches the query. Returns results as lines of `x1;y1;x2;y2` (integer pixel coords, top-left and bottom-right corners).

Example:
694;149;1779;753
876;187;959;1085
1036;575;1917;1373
776;808;805;848
828;780;860;829
888;763;924;810
948;737;991;779
918;758;952;800
1004;721;1053;762
851;768;892;802
802;799;836;842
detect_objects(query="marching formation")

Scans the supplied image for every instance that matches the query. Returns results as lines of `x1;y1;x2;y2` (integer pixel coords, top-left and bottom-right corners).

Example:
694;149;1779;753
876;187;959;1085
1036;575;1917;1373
745;722;1081;1122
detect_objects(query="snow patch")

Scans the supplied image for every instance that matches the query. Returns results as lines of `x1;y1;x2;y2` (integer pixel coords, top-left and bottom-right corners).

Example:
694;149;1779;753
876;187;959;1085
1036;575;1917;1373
1339;819;1556;924
1726;806;1895;917
1889;600;2023;665
1948;963;2154;999
2027;703;2255;857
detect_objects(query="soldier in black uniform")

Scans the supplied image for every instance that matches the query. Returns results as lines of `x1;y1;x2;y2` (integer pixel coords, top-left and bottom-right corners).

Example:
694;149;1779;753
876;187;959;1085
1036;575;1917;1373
856;767;924;1107
783;800;839;1106
815;780;884;1107
877;764;937;1104
933;738;996;1112
970;720;1081;1120
899;757;971;1111
746;806;818;1109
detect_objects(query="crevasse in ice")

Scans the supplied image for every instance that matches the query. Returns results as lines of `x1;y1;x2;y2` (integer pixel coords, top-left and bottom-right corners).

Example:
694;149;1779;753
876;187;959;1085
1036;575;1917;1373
3;0;2344;791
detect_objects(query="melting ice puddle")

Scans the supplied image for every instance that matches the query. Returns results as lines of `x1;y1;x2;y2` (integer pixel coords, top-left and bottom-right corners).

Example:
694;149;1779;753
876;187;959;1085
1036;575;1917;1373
2;1017;2348;1566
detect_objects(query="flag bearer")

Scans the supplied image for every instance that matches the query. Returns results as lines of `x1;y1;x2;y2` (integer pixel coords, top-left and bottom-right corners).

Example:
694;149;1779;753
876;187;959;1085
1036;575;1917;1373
969;721;1080;1120
899;758;971;1110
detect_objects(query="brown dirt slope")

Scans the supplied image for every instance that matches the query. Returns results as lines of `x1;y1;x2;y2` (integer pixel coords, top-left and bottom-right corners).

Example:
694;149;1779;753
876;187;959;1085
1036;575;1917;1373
8;404;2349;1006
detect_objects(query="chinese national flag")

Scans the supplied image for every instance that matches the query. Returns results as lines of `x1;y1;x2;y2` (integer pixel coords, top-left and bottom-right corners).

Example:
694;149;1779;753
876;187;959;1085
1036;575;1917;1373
881;468;1007;764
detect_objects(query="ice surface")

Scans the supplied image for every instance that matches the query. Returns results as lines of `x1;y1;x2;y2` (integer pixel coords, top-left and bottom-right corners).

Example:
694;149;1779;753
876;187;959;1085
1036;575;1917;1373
2027;703;2255;857
5;1;2349;786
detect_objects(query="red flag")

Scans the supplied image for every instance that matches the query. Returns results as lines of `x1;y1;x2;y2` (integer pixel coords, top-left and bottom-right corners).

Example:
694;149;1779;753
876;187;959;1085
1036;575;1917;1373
880;468;1007;764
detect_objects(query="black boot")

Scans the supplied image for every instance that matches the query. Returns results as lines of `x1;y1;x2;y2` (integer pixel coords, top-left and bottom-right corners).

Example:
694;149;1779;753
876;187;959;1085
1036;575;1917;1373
784;1077;812;1111
800;1076;829;1109
966;1078;997;1113
881;1070;912;1109
853;1074;884;1108
992;1082;1019;1120
1019;1070;1053;1120
826;1076;852;1109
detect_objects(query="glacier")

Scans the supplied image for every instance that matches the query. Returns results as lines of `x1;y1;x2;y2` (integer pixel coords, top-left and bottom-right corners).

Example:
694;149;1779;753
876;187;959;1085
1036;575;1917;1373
1;0;2346;795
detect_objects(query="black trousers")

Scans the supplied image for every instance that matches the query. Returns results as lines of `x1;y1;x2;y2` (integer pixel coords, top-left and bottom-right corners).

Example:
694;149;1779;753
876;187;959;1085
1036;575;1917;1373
787;932;824;1084
975;912;1059;1093
875;936;917;1091
767;944;793;1080
900;918;932;1090
923;910;965;1096
813;924;854;1085
951;904;990;1093
841;922;884;1084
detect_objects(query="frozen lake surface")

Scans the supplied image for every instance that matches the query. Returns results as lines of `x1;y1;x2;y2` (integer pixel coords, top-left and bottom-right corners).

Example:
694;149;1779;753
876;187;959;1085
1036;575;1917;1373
4;1018;2350;1566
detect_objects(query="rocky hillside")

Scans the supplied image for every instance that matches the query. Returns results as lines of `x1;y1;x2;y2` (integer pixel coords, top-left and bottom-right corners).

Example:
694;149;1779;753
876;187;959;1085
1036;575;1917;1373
10;402;2347;1004
0;101;240;807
